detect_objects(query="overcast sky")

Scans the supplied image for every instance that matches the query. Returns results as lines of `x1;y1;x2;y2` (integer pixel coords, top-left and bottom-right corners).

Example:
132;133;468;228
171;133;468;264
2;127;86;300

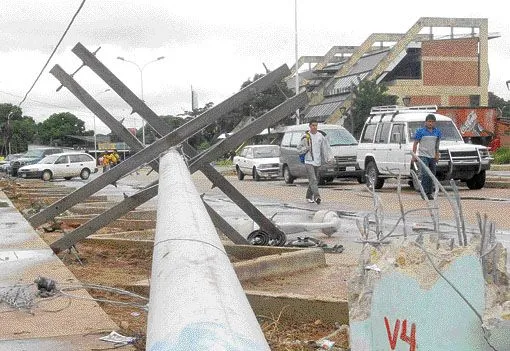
1;0;509;134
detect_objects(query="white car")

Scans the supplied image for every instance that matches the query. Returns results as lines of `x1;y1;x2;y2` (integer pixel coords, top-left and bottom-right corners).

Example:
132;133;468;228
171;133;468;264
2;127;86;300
233;144;280;181
17;152;98;181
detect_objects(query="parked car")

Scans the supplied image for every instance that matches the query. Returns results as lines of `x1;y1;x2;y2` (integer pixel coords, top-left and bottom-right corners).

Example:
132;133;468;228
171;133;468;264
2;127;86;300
356;105;492;190
233;144;281;181
279;124;363;185
9;147;63;176
0;153;23;173
17;152;98;181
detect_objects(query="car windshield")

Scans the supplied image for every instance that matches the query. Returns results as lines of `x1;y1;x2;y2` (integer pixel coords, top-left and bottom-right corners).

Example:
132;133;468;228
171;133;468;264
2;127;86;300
408;121;463;141
23;149;45;158
253;146;280;158
326;129;358;146
38;155;59;164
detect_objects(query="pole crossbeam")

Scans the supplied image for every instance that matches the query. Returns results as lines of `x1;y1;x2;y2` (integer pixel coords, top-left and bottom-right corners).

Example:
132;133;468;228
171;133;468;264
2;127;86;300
31;44;290;229
49;91;307;253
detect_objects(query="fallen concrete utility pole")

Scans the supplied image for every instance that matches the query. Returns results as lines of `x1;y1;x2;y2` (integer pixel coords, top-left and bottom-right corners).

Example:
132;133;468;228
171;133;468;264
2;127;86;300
49;92;306;252
146;149;269;350
30;59;290;228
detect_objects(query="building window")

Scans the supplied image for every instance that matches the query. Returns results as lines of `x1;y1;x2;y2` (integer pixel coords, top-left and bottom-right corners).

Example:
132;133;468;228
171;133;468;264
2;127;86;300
469;95;480;107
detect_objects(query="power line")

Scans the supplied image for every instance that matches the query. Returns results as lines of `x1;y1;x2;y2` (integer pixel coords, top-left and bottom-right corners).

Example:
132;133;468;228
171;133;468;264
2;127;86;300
17;0;87;107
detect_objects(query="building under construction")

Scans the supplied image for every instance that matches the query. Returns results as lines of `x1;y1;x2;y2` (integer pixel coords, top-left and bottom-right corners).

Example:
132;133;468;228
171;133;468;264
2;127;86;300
287;17;499;126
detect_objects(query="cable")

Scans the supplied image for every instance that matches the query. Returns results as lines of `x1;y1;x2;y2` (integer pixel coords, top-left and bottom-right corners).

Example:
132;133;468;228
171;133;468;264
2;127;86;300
18;0;87;107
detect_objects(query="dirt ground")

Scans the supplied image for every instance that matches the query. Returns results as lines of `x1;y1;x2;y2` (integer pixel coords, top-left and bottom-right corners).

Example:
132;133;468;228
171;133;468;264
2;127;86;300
1;178;350;350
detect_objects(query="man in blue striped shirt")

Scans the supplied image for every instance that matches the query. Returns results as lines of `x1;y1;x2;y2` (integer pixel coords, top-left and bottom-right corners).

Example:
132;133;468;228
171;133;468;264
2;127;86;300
412;114;442;200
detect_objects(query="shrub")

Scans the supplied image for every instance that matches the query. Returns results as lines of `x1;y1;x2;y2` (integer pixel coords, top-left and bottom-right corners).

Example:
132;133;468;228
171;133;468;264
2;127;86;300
492;146;510;164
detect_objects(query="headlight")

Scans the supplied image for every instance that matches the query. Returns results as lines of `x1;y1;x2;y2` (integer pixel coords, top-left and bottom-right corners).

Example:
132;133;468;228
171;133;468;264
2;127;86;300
479;149;490;158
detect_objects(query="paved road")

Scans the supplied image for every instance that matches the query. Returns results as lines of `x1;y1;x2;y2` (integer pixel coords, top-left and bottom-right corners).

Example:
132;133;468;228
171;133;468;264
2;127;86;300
33;165;510;264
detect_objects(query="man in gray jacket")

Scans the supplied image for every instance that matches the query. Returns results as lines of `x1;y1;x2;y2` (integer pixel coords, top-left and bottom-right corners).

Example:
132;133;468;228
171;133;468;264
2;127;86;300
297;119;333;204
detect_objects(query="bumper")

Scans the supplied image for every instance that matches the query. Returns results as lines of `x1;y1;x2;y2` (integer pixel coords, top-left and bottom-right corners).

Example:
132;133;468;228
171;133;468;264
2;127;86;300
17;170;43;179
436;160;491;180
319;164;364;179
257;168;280;178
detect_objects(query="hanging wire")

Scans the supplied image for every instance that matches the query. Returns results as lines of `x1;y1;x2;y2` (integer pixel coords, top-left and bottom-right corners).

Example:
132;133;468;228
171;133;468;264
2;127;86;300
18;0;87;107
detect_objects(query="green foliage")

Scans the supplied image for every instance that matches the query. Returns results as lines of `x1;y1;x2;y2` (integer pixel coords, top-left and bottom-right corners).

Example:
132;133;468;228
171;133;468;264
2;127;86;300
0;103;23;154
344;80;398;138
492;146;510;164
214;158;233;166
489;92;510;118
9;117;37;153
38;112;86;146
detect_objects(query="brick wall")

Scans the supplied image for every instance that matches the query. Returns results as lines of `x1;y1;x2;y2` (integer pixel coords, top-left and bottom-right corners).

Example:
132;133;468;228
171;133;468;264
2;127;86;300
410;95;442;106
449;96;471;106
422;38;479;87
422;38;479;57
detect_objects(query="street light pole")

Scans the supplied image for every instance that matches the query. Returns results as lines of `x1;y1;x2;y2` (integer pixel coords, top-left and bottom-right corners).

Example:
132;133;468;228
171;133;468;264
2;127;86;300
116;56;165;145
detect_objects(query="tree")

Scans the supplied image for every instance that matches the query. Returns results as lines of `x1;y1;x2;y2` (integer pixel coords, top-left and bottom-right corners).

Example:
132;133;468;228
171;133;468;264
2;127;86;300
9;116;37;153
38;112;86;146
0;103;23;155
345;80;398;138
218;73;294;136
489;92;510;118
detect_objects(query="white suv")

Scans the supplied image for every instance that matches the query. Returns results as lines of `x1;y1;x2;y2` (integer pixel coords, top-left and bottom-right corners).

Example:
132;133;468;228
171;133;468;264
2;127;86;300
356;105;491;190
17;152;98;181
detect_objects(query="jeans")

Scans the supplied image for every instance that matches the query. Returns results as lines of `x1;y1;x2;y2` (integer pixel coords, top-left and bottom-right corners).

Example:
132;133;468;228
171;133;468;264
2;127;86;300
419;156;437;195
305;164;320;200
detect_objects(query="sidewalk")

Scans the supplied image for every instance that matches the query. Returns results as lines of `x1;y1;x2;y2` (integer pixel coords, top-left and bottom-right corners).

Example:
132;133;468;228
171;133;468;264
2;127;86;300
0;191;133;350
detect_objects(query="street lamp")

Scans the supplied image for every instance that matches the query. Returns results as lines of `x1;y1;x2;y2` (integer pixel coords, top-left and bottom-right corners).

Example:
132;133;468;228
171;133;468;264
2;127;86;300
116;55;165;145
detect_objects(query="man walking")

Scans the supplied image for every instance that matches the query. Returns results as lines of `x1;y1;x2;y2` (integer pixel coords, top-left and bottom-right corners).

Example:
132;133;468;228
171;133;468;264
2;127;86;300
297;119;333;204
412;114;441;200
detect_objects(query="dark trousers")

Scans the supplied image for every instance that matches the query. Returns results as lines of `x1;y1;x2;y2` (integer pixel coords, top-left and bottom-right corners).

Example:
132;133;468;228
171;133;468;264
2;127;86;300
419;156;436;195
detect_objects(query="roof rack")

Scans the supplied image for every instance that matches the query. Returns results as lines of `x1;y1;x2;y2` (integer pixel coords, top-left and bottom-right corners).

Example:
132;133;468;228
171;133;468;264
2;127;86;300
370;105;438;115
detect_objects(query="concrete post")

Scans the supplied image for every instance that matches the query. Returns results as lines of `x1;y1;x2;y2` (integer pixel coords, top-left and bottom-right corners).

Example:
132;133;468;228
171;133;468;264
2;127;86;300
146;149;269;350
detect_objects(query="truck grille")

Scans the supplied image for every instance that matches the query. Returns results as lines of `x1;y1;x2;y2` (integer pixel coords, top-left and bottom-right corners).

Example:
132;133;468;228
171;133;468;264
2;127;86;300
334;155;357;165
440;150;479;164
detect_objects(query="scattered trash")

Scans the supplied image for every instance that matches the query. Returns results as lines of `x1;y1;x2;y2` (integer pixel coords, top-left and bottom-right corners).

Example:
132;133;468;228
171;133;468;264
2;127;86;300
34;276;57;297
99;331;136;345
364;264;381;272
130;311;141;317
316;338;335;350
287;237;345;253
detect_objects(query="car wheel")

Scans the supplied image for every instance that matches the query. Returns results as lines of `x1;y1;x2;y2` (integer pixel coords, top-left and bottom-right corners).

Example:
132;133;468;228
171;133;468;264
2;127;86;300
466;170;486;190
64;176;73;180
283;165;295;184
252;167;261;181
365;160;385;189
42;170;52;181
80;168;91;180
357;174;366;184
236;166;245;180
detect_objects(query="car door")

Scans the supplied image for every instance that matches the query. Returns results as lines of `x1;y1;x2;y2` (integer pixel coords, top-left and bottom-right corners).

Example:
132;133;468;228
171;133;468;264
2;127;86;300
240;147;254;173
53;155;70;177
69;154;88;176
385;123;408;175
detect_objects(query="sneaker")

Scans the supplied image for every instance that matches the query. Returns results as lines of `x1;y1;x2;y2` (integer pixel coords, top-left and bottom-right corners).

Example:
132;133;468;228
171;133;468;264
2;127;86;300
306;198;314;203
426;193;434;200
315;197;321;204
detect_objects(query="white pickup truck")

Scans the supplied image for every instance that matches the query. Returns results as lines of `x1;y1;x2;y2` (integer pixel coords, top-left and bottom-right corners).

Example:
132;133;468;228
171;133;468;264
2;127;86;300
356;105;492;189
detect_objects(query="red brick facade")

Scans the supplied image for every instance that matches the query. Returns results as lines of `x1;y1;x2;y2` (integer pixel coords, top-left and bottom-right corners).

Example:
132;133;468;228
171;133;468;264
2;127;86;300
422;38;480;87
410;95;442;106
449;96;471;106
